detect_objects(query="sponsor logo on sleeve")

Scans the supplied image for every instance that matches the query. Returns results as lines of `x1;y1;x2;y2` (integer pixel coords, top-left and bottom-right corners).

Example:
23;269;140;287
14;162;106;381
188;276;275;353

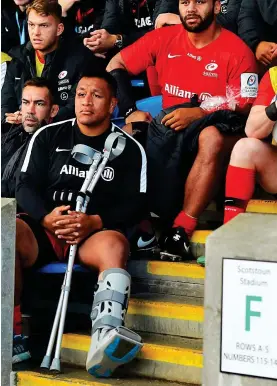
241;73;258;98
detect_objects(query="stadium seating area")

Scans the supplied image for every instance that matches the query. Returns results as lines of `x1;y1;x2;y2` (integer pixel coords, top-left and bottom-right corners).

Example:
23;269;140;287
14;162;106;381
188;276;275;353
1;0;277;385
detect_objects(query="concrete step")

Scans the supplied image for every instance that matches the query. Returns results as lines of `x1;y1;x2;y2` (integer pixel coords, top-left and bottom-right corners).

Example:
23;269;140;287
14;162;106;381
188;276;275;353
127;294;203;338
12;367;196;386
190;230;212;257
198;199;277;225
246;199;277;214
61;333;203;384
128;260;205;298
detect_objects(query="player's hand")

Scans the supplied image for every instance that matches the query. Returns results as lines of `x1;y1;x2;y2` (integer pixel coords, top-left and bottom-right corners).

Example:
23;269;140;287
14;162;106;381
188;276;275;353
161;107;205;131
84;29;117;53
255;41;277;66
41;205;74;234
58;0;80;16
125;110;152;124
5;111;22;125
55;212;103;244
155;13;181;29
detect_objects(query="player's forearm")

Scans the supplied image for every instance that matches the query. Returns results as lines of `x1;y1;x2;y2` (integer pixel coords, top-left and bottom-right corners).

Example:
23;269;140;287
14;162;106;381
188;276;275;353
245;105;276;139
16;183;48;222
106;52;127;72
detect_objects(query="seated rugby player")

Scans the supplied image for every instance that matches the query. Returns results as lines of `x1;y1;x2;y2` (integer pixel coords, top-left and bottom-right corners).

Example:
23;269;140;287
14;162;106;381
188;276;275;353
14;70;147;376
107;0;258;261
224;67;277;223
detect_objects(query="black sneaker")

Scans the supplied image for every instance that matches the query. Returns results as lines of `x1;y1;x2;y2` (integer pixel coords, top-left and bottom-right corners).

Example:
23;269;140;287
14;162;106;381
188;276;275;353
130;230;159;258
13;334;31;364
159;227;192;262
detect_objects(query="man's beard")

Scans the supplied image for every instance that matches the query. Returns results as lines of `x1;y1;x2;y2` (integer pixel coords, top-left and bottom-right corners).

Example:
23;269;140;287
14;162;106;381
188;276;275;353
23;114;40;133
181;10;215;33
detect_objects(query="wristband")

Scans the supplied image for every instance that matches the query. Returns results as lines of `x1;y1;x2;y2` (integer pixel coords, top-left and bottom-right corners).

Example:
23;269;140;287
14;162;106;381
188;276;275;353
109;69;136;116
125;104;137;118
265;101;277;122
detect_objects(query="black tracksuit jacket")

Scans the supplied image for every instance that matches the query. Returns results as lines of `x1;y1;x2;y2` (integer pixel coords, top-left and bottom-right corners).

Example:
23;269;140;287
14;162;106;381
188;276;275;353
16;119;147;229
238;0;277;52
1;38;104;123
64;0;106;37
1;3;29;57
101;0;179;48
1;125;32;198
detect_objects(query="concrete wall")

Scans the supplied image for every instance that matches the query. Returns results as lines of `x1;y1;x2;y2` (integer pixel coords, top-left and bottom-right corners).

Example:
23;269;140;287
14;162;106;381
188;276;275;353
203;213;277;386
1;199;16;386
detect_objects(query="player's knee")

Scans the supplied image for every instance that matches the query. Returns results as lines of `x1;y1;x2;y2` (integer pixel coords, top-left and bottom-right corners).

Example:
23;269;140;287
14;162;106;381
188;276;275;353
16;218;32;247
80;232;129;270
16;218;38;267
198;126;225;158
230;138;262;165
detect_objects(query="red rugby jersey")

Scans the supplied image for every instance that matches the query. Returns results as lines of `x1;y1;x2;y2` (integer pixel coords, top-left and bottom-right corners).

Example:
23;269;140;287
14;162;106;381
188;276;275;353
121;25;258;110
253;70;275;106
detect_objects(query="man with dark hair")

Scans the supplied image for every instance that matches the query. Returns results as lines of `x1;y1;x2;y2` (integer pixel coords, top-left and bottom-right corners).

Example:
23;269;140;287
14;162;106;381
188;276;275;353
2;77;59;199
14;70;146;374
107;0;257;261
1;0;104;125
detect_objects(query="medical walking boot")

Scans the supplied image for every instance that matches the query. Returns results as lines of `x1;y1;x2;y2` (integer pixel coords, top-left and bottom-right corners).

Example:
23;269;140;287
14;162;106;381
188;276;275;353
86;268;143;378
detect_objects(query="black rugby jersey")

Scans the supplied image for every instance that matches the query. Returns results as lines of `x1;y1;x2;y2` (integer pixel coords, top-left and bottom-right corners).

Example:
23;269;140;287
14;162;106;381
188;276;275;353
16;118;147;229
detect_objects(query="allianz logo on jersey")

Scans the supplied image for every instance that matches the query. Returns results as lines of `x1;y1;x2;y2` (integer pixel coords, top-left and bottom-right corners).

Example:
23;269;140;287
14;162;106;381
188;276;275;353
60;165;114;182
165;83;212;101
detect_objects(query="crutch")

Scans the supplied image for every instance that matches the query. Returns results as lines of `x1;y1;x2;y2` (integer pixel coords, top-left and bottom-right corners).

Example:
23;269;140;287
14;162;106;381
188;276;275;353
40;132;126;372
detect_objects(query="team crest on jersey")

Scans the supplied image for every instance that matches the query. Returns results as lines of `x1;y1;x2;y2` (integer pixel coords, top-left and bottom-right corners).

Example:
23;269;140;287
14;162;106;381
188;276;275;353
58;70;68;80
203;62;218;78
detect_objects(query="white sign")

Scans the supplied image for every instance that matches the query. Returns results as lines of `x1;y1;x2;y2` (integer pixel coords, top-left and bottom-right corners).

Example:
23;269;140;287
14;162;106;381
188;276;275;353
221;258;277;380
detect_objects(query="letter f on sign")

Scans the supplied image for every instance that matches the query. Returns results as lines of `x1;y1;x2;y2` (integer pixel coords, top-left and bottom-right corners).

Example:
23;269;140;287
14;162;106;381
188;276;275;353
245;296;262;331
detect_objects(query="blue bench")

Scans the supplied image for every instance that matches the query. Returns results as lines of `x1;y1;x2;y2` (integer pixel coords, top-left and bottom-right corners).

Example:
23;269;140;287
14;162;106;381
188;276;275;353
38;262;89;274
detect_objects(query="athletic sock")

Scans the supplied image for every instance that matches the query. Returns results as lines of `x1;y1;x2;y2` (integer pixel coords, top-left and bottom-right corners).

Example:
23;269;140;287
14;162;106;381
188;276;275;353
173;211;197;239
14;305;22;336
224;165;255;224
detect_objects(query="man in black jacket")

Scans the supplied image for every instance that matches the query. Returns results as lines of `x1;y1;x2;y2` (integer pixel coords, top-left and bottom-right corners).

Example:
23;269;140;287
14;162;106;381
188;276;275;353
238;0;277;67
59;0;106;38
1;0;104;125
84;0;178;56
1;0;31;57
2;77;58;199
14;70;146;373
